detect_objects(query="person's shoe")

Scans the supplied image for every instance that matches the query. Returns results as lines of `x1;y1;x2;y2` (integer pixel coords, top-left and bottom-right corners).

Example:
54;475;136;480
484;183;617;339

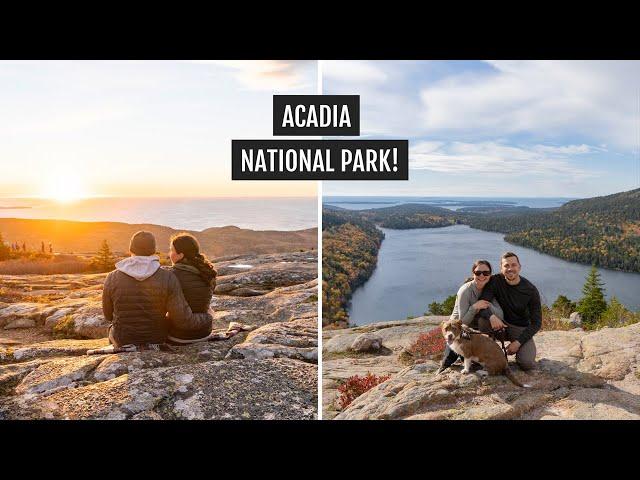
470;361;483;372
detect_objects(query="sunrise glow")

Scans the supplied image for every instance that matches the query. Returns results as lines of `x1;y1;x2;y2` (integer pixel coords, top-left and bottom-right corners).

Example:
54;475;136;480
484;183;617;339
42;173;89;203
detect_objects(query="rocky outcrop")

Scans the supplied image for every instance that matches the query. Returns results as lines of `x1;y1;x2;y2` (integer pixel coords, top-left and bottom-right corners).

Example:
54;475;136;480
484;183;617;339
322;316;444;419
0;251;318;420
323;317;640;420
0;252;317;338
350;333;383;353
228;317;318;362
324;317;445;355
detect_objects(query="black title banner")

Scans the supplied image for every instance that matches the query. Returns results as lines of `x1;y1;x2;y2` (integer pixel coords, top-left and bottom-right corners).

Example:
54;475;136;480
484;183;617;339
232;95;408;181
273;95;360;136
232;140;408;180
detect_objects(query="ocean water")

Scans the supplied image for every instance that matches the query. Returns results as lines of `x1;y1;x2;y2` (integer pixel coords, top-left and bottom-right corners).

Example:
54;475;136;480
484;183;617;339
348;225;640;325
0;197;318;231
324;196;574;211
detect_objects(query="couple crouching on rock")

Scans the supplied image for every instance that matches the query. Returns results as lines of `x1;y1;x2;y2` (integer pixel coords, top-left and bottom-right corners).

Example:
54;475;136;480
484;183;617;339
102;230;216;349
438;251;542;374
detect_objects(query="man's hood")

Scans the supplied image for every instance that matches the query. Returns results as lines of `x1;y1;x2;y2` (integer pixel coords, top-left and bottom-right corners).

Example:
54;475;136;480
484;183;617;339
115;255;160;281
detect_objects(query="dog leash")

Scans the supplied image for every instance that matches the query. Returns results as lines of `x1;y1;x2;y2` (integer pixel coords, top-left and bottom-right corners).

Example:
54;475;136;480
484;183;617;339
463;326;508;360
490;328;509;360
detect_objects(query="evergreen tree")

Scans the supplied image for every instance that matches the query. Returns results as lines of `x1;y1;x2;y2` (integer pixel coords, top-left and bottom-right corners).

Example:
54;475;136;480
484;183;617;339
577;265;607;327
0;232;10;261
94;240;115;273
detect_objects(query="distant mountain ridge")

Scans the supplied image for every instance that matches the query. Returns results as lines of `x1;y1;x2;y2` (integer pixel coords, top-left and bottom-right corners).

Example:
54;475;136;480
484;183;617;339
0;218;317;258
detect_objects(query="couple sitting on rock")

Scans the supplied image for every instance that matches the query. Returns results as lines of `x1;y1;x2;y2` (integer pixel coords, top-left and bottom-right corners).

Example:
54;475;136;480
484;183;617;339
102;231;217;349
438;251;542;373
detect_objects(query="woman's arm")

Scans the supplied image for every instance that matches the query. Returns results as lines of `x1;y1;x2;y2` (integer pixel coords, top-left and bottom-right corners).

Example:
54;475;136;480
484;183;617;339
450;283;476;325
460;283;491;325
488;300;504;321
460;304;478;325
450;292;461;320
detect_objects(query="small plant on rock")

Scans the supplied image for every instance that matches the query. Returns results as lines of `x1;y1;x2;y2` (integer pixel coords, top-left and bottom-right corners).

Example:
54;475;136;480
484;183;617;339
337;373;390;410
52;315;79;339
403;328;446;362
541;304;574;331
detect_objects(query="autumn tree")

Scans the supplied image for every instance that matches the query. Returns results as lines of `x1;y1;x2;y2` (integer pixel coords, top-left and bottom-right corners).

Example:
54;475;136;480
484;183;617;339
597;296;639;329
427;294;456;316
552;294;576;317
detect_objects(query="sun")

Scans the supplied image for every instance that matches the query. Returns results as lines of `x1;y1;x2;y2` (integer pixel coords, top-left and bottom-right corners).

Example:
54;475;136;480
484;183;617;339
42;173;89;203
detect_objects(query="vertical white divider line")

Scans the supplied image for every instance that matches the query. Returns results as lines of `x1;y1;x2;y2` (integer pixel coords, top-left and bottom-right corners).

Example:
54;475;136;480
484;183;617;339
317;59;323;420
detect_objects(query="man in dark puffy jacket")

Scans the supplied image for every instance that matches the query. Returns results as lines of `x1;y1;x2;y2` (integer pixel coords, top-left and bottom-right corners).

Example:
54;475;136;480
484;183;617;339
102;231;206;347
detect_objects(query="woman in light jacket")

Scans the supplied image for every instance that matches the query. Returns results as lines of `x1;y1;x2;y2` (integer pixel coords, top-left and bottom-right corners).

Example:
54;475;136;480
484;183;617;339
436;259;504;373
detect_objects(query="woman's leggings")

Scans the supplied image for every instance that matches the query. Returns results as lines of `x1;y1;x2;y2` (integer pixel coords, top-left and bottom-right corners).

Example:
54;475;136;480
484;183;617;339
440;345;461;370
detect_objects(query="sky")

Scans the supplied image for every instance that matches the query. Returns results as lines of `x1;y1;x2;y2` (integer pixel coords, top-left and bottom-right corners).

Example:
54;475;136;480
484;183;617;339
0;60;318;199
322;60;640;198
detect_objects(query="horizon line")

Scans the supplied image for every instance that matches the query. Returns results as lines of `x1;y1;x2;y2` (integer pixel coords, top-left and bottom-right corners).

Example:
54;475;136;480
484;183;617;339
0;194;318;200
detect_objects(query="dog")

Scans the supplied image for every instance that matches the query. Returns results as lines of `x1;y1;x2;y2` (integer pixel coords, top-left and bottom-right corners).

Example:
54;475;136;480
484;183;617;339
437;319;531;388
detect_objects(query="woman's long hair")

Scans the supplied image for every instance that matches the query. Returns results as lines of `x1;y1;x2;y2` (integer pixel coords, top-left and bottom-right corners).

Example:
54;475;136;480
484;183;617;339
464;259;492;283
171;233;217;285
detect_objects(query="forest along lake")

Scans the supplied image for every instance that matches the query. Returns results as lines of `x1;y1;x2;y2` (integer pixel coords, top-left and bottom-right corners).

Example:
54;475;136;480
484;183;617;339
348;224;640;325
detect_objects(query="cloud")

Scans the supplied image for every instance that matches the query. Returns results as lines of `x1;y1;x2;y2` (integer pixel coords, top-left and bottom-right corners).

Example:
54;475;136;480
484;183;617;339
419;60;639;150
322;60;388;83
409;140;599;179
532;144;600;155
191;60;315;91
323;60;639;151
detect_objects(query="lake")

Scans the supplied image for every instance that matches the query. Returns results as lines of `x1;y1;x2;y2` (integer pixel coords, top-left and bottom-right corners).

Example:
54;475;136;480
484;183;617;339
348;225;640;325
0;197;317;231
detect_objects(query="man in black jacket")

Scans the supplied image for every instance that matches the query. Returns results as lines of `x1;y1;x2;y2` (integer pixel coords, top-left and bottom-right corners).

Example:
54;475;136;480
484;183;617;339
102;231;203;347
477;251;541;371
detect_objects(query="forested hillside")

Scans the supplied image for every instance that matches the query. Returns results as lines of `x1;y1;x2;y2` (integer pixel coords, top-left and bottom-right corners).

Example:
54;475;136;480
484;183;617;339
465;189;640;272
322;209;384;327
358;204;459;229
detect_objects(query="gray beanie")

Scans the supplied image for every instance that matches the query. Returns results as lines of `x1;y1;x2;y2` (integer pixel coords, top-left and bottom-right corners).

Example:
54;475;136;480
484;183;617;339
129;231;156;256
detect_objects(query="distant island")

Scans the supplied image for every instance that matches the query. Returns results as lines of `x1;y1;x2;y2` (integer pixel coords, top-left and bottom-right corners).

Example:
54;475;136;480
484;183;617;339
322;188;640;326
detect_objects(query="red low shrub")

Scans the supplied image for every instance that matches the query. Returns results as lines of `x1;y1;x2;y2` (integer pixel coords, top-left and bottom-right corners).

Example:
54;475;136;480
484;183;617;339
336;373;390;409
405;328;446;359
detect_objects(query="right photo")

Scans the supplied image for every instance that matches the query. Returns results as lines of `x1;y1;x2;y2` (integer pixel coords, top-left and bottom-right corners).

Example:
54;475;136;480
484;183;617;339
321;60;640;420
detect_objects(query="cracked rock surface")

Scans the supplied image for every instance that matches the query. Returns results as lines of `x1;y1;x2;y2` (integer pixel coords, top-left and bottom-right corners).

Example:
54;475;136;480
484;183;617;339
0;251;318;420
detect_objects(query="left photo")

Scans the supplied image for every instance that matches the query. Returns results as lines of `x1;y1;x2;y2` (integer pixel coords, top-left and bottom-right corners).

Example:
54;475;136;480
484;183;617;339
0;61;319;420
